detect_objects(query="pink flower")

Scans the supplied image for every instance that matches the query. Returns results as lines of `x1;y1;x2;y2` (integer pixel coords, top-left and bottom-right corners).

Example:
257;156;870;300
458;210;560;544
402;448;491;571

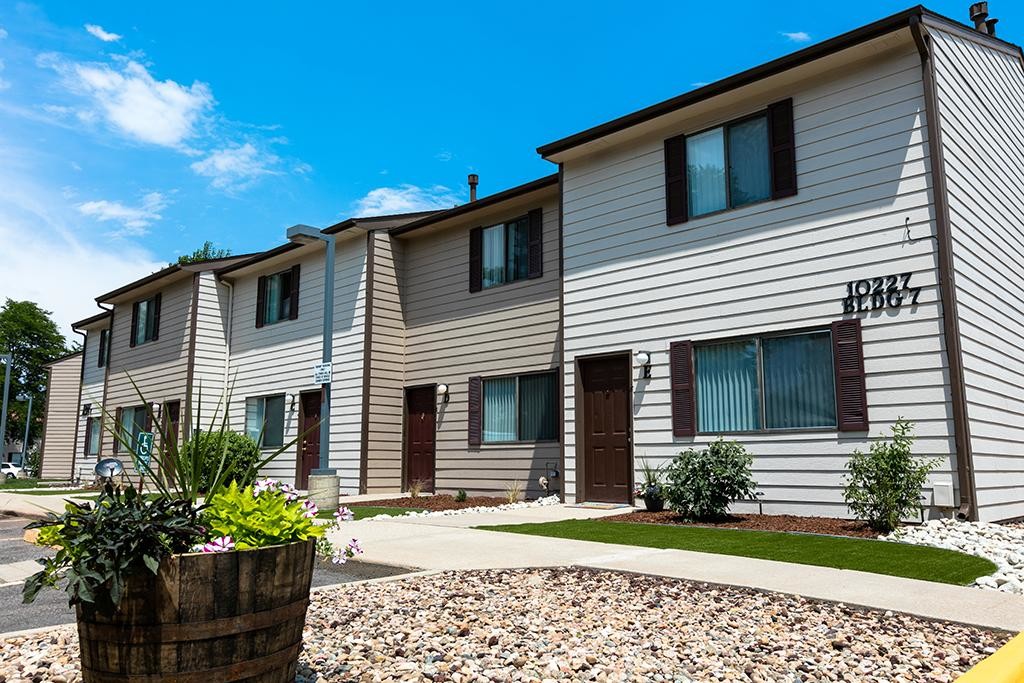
346;538;363;556
202;536;235;553
279;482;298;501
334;507;354;523
301;499;319;519
330;551;348;565
253;478;278;497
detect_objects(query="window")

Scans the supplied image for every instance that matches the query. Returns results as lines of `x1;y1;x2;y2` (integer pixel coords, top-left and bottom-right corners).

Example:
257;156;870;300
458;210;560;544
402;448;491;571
482;372;557;443
686;115;770;218
86;417;102;456
481;217;529;288
131;294;161;347
695;330;836;433
256;265;300;327
116;406;148;452
245;395;286;448
97;329;110;368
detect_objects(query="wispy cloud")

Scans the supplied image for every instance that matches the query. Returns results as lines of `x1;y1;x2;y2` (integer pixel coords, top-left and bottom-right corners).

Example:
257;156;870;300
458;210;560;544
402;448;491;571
781;31;811;43
84;24;122;42
0;27;8;40
353;184;461;216
691;81;709;88
435;150;453;162
0;59;9;91
190;143;280;191
77;191;169;235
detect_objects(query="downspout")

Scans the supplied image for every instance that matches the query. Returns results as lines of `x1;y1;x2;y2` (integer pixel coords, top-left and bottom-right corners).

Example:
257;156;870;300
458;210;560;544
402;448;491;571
96;303;114;457
222;278;234;430
71;327;88;480
909;15;977;521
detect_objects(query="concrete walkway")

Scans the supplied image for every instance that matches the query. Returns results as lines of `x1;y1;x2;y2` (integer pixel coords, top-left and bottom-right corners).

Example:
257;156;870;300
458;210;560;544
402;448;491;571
327;504;1024;633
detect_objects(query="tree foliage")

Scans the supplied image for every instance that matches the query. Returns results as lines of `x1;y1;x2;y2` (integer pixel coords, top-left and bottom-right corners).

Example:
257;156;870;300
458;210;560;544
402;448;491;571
0;299;70;450
174;241;232;265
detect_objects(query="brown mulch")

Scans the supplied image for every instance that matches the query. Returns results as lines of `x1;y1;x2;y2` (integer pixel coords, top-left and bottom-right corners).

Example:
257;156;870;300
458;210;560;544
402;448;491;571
602;510;878;538
347;494;509;511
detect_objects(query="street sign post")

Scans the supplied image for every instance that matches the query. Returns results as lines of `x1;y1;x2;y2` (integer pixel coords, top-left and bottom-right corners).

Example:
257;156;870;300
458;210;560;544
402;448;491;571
135;432;154;489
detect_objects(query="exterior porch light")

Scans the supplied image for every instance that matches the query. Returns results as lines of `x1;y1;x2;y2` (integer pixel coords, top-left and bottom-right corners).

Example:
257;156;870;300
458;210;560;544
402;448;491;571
436;384;450;403
81;403;92;417
635;351;652;379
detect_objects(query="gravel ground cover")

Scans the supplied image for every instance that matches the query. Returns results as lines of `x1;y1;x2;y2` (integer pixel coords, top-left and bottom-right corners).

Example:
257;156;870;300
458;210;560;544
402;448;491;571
603;511;876;538
1;568;1006;683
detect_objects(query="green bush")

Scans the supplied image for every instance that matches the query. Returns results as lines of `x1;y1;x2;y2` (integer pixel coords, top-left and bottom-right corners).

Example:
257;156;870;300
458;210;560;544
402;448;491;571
663;439;757;520
202;481;324;550
180;431;261;492
454;489;468;503
844;419;938;533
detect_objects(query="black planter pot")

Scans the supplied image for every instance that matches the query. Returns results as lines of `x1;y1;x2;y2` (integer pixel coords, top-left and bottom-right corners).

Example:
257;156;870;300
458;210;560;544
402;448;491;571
643;495;664;512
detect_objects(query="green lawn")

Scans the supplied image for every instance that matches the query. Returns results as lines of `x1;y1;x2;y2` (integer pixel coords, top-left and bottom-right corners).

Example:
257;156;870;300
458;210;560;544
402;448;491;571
0;478;67;490
318;506;424;520
9;488;91;496
480;519;996;586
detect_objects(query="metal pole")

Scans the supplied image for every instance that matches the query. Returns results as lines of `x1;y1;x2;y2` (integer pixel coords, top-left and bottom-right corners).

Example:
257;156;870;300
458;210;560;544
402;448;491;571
0;354;11;462
21;394;32;464
317;234;336;474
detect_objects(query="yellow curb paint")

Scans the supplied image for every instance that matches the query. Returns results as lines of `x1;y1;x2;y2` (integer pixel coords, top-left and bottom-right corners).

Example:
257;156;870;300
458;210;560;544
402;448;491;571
957;631;1024;682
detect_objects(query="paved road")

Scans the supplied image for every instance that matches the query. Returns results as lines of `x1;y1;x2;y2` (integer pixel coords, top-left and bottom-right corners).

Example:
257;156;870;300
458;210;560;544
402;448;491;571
0;516;409;634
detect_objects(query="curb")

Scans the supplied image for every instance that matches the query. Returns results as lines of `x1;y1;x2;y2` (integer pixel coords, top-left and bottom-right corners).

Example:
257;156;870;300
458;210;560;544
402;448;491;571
957;631;1024;681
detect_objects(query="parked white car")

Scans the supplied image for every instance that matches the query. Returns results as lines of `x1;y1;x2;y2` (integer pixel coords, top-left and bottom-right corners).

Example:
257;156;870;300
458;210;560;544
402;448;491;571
1;462;23;480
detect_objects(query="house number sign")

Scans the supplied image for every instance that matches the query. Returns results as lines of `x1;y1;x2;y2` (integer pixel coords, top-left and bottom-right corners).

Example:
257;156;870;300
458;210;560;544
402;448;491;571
842;273;921;313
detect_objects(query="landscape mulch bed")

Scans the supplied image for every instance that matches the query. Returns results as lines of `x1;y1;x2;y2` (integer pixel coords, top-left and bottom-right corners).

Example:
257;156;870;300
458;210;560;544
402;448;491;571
603;510;878;538
347;494;508;511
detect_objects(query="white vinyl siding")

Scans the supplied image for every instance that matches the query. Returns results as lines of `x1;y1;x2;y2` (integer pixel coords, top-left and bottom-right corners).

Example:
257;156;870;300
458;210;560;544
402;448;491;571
560;44;957;517
190;271;232;430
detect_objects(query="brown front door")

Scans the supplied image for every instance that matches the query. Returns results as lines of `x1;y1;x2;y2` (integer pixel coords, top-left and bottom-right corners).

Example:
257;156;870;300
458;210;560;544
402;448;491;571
404;386;436;492
297;392;321;490
580;355;632;503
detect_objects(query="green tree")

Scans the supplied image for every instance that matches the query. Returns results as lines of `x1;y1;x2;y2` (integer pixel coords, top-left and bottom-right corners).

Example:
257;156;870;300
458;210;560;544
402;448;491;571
174;241;232;265
0;300;70;452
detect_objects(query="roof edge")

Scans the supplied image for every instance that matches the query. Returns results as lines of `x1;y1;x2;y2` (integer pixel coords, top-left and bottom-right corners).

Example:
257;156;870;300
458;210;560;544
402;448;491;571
71;310;112;330
44;349;84;368
323;209;440;235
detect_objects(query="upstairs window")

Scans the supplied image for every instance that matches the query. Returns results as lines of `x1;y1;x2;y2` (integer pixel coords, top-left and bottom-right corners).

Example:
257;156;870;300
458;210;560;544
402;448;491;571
130;294;161;347
85;416;102;456
256;265;300;328
245;394;286;448
97;328;110;368
468;209;544;293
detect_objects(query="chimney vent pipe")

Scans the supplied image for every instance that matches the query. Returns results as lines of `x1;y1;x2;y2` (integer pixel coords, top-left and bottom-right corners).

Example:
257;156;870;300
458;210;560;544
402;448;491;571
969;2;997;35
468;174;479;202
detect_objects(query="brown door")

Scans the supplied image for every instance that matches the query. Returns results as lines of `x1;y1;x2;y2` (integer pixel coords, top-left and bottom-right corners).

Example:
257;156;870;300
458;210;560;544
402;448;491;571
580;355;632;503
404;386;436;492
297;392;321;490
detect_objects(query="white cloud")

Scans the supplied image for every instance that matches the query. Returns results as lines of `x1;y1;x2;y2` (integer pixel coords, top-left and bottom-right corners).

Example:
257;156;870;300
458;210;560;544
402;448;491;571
781;31;811;43
84;24;122;42
691;81;709;88
0;27;7;40
353;184;461;216
57;58;213;148
77;191;169;235
435;150;453;162
190;143;280;191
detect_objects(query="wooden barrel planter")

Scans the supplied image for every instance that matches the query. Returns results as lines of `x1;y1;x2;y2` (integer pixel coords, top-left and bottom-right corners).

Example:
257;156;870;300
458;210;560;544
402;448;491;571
76;539;316;683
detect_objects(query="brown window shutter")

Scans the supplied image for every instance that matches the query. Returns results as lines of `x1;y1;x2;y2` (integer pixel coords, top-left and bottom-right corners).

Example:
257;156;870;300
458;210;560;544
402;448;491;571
113;407;123;453
129;302;139;347
83;417;93;454
151;293;162;341
97;330;105;368
768;98;797;199
467;376;482;447
255;275;267;328
670;341;696;437
469;227;483;293
527;208;543;279
832;318;868;432
664;134;688;225
289;264;301;320
143;406;153;433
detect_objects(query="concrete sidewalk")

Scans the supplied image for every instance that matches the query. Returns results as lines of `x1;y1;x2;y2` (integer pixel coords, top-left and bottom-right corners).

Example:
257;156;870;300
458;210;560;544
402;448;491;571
328;505;1024;633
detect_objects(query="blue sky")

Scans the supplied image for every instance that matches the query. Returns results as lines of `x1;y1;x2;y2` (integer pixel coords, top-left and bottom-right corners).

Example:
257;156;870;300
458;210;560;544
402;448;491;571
0;1;1020;338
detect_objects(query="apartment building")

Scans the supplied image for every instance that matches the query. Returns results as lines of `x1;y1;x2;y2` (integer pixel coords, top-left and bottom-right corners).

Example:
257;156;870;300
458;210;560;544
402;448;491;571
38;350;83;479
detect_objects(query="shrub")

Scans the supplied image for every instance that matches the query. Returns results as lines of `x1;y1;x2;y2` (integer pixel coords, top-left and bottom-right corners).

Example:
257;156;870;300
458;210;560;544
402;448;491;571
663;439;757;520
505;480;525;504
407;479;427;498
454;489;468;503
202;480;324;550
844;419;938;533
180;431;261;492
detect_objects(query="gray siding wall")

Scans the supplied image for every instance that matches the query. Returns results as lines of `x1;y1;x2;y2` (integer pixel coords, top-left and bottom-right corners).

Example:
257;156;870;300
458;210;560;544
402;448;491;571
398;193;561;498
226;236;368;491
40;353;83;479
560;44;959;516
930;25;1024;521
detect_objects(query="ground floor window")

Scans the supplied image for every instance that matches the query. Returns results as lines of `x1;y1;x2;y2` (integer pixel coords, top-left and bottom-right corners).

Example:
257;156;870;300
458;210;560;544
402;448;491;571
116;406;148;452
245;394;286;448
483;371;557;443
695;330;836;432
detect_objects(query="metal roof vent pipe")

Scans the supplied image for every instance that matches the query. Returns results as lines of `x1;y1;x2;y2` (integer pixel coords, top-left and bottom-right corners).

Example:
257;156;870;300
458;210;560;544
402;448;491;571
970;2;998;36
468;173;479;202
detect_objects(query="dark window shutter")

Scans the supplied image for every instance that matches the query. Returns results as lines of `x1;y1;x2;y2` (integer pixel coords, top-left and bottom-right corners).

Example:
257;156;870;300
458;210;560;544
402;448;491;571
255;276;267;328
664;134;688;225
670;341;696;437
469;227;483;293
129;303;139;347
289;264;301;320
768;98;797;199
832;318;868;432
113;407;123;453
97;330;106;368
527;208;543;279
143;406;153;433
151;293;162;341
83;416;93;454
467;376;482;447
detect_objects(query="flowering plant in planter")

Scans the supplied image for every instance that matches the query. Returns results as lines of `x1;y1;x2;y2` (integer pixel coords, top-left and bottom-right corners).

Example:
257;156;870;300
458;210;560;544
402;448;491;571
633;458;666;512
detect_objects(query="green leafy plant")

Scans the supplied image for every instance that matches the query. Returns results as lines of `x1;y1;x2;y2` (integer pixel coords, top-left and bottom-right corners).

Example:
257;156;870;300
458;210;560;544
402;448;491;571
22;485;204;611
454;489;468;503
633;457;664;500
663;439;757;520
844;419;939;533
180;430;261;492
202;480;325;549
504;480;525;504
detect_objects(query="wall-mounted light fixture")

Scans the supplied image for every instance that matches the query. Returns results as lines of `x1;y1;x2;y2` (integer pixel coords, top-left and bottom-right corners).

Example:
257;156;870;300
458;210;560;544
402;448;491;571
150;402;162;420
288;393;297;412
81;403;92;417
436;383;450;404
635;351;652;379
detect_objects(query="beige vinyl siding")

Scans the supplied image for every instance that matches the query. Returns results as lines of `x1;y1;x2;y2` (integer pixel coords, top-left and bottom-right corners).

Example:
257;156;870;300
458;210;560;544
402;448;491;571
74;325;109;473
190;271;231;428
560;44;958;516
364;231;406;492
40;353;83;479
226;236;368;491
399;193;561;497
929;25;1024;521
